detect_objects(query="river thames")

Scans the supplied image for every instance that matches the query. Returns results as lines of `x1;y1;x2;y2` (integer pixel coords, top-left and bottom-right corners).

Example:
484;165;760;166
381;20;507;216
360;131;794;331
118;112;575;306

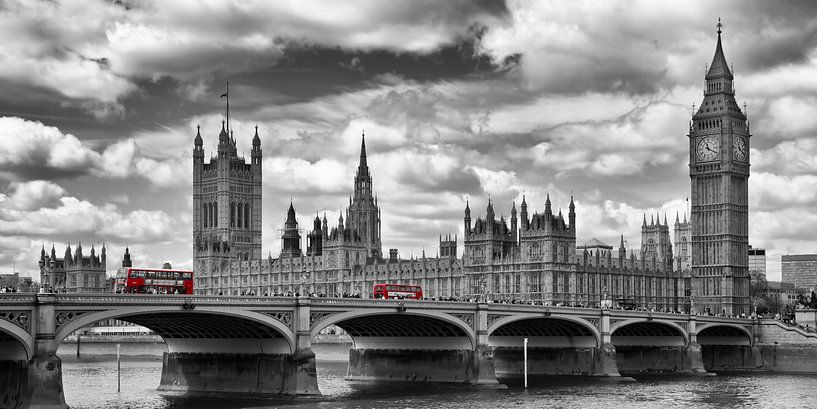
58;343;815;409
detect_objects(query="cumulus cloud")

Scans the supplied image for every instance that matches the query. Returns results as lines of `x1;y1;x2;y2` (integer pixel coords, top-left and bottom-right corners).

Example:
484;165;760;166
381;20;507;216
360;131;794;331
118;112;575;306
3;181;67;211
0;195;175;243
0;116;190;188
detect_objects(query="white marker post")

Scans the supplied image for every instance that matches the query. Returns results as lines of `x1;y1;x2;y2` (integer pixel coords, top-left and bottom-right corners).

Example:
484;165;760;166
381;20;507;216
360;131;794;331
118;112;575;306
116;343;121;393
523;337;528;388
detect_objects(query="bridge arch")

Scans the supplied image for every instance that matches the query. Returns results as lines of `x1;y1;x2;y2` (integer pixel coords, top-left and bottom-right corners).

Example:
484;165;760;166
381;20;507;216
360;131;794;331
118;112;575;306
610;319;689;347
0;320;32;360
311;309;476;350
488;314;600;348
696;323;752;346
54;307;296;354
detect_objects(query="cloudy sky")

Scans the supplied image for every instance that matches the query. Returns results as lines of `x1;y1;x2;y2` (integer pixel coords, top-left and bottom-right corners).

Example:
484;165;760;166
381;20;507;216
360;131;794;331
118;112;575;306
1;0;816;281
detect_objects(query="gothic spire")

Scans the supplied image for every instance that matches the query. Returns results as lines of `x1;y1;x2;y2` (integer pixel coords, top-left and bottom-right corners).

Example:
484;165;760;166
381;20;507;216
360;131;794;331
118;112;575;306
358;131;368;174
545;193;552;215
286;201;297;225
252;125;261;147
218;120;229;147
194;124;203;146
706;18;733;80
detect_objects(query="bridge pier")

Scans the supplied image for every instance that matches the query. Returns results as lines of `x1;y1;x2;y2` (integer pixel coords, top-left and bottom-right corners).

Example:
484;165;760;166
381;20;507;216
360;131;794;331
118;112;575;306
158;296;320;396
27;293;67;409
685;317;709;375
592;343;621;377
158;350;318;395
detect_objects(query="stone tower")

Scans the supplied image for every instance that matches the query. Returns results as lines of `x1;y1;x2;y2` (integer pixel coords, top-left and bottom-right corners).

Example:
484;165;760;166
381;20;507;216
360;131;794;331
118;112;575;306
346;134;382;259
640;213;673;271
688;20;750;315
280;202;302;258
193;122;263;290
673;212;692;274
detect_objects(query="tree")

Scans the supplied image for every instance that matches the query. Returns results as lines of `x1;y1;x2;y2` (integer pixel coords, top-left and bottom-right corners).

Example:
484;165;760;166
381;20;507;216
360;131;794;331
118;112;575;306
749;271;768;312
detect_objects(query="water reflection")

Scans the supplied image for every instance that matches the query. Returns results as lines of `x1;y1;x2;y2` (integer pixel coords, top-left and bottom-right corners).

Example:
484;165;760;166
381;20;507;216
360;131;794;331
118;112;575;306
59;344;815;409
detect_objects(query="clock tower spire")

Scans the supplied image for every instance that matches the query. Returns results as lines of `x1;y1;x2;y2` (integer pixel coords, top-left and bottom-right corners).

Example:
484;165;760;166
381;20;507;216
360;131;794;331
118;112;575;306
688;19;750;315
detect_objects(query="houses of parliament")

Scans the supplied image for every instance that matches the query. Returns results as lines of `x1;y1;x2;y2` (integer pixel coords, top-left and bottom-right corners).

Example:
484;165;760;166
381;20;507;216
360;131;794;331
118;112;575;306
192;23;751;315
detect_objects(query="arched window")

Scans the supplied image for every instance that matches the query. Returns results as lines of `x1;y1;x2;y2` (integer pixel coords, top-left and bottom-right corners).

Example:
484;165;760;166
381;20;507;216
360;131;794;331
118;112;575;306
230;202;236;227
236;202;241;228
203;203;208;228
213;203;218;227
208;203;214;228
244;203;250;229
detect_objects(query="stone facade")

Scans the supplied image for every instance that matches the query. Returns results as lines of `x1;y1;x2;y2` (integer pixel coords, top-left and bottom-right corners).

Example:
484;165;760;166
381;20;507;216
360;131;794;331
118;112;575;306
688;23;751;315
190;26;746;314
192;131;688;310
193;122;263;291
38;243;106;293
462;197;684;310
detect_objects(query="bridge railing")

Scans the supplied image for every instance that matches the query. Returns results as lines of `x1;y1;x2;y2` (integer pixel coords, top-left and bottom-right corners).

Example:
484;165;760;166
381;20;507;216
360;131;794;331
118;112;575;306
310;298;474;309
54;293;299;306
0;294;36;305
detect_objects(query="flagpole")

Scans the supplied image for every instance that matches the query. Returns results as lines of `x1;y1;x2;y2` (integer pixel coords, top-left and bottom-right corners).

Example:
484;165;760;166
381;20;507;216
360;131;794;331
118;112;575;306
226;82;230;136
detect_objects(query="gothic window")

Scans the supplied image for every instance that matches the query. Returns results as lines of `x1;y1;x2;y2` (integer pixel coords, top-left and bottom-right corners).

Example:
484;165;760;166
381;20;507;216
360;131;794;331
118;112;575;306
244;203;250;229
213;203;218;227
231;202;236;227
202;203;208;228
237;203;243;228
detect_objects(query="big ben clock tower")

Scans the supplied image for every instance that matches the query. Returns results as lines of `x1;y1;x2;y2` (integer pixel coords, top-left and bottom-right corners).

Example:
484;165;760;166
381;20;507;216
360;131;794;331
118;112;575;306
689;20;750;316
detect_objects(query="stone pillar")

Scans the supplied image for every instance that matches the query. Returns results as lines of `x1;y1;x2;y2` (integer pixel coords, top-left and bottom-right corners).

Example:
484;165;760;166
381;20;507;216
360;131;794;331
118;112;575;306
28;292;67;409
470;303;504;387
292;296;320;395
751;319;763;368
592;308;620;376
684;316;708;374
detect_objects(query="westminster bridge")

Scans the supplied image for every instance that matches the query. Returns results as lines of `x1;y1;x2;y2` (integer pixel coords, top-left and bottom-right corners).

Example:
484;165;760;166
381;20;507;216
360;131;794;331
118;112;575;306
2;293;816;409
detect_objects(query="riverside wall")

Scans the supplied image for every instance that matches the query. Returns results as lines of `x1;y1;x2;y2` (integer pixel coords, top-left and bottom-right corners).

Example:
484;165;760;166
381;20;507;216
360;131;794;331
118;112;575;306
702;320;817;373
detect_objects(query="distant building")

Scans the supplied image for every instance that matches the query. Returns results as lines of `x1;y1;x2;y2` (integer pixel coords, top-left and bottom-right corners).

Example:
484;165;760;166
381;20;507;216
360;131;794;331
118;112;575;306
782;254;817;290
767;281;799;308
38;243;107;293
0;273;34;292
748;246;766;278
673;212;691;274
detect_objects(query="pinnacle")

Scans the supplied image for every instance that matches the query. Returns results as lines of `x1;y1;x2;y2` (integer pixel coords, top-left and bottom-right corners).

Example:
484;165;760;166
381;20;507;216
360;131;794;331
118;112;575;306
707;18;732;80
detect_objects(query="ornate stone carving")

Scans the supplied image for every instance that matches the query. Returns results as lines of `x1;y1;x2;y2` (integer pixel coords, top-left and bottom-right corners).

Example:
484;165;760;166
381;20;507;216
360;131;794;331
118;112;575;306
487;314;507;328
0;311;30;331
265;312;293;330
309;312;336;327
448;313;474;328
55;311;87;329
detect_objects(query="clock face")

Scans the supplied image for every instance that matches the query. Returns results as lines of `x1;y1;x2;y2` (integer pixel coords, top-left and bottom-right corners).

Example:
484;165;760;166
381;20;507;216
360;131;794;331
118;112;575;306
696;136;720;161
733;136;747;161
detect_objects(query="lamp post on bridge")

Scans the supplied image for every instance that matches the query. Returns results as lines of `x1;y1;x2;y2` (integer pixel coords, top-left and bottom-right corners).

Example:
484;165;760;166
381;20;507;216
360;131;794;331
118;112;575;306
300;265;309;298
478;275;487;302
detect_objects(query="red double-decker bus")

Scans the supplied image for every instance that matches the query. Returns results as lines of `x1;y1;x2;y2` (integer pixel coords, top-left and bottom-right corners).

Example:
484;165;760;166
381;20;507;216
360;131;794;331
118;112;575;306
113;267;194;294
372;283;423;300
